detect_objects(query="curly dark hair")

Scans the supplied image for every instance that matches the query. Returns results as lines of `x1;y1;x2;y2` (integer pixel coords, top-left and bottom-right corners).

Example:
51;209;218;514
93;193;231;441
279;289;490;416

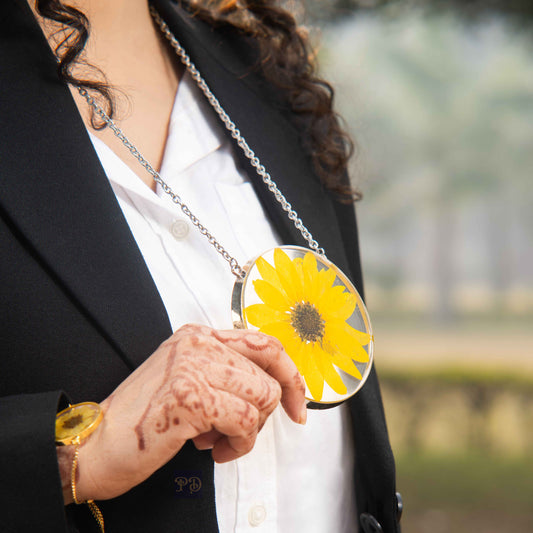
35;0;360;202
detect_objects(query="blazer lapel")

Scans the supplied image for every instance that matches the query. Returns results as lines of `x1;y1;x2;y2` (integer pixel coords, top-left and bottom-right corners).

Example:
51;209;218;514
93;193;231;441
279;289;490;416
0;0;172;370
152;0;354;278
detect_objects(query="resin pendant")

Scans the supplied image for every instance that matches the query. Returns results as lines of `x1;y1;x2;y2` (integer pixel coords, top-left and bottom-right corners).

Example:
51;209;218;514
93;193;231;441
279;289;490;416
232;246;374;408
55;402;103;445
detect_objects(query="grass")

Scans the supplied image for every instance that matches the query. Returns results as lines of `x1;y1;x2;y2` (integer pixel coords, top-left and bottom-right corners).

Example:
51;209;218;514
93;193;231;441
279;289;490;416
380;366;533;391
370;315;533;531
396;451;533;533
397;451;533;510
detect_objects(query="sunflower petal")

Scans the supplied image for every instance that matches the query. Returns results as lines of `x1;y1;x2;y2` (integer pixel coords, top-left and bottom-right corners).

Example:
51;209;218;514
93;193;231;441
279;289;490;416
303;344;324;401
345;342;370;364
322;268;337;289
318;285;346;317
316;350;348;395
259;320;295;346
325;321;370;362
343;322;372;346
253;279;291;311
302;252;318;302
323;332;356;373
255;256;283;293
245;303;287;328
286;338;306;374
325;291;357;321
324;321;351;349
298;343;312;385
330;349;363;380
316;267;337;301
273;248;303;302
293;257;304;276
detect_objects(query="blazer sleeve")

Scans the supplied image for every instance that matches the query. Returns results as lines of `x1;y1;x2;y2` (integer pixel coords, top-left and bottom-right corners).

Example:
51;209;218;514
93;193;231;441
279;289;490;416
0;391;70;532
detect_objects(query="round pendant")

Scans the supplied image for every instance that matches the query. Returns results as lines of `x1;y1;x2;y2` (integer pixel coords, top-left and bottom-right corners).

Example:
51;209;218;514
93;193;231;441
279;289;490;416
55;402;103;445
232;246;374;408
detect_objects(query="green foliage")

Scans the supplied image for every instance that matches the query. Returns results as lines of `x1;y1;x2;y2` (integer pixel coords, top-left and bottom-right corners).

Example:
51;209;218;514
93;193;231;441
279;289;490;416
315;9;533;320
302;0;533;24
381;366;533;391
397;451;533;510
322;12;533;206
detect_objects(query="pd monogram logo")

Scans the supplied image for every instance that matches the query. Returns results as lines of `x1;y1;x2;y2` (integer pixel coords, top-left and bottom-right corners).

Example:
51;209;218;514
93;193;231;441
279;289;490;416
174;472;203;498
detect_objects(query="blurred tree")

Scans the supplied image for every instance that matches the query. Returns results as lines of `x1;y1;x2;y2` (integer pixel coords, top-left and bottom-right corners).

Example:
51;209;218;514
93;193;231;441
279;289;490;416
320;12;533;319
302;0;533;22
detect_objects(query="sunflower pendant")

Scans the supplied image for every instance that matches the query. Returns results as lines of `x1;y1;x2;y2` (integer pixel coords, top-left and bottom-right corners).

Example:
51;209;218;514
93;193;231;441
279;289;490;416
232;246;374;407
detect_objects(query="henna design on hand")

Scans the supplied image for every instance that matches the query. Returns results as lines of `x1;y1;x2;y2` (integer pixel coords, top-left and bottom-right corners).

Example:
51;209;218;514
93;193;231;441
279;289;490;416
134;340;181;450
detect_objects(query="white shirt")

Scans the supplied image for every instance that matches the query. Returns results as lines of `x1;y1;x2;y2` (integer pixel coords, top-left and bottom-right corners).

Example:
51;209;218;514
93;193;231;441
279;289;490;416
88;72;357;533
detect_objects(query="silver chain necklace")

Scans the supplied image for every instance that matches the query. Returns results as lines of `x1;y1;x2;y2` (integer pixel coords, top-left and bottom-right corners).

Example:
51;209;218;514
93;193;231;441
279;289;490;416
78;7;374;406
78;7;324;279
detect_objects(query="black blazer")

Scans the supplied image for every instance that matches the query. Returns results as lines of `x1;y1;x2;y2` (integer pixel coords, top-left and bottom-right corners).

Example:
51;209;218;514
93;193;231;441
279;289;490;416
0;0;399;531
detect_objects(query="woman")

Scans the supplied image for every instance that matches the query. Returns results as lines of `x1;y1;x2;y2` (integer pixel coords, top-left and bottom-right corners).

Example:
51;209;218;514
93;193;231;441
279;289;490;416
0;0;399;531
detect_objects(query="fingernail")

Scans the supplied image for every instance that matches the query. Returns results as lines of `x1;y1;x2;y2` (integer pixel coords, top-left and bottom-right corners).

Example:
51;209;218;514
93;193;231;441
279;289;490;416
299;402;307;425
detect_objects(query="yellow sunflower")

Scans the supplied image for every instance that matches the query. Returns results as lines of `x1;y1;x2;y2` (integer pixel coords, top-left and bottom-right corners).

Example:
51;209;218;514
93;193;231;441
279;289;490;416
244;248;372;401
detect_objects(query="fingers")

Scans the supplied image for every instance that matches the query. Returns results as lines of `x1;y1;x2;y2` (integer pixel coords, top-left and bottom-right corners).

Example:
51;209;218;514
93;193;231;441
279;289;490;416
212;433;258;463
171;324;305;424
168;326;282;422
210;329;307;424
193;429;259;463
203;361;281;426
192;429;223;450
207;390;260;463
161;384;262;462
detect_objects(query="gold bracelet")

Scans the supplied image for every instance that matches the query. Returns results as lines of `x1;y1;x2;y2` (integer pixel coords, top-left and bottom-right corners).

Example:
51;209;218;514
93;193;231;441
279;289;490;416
71;446;105;533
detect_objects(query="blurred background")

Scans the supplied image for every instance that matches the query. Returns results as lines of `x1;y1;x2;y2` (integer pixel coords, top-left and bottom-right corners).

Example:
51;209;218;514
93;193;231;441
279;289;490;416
297;0;533;531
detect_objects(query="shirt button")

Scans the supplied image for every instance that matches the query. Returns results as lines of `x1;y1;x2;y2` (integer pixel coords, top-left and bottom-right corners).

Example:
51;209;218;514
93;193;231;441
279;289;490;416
248;504;267;527
170;219;189;240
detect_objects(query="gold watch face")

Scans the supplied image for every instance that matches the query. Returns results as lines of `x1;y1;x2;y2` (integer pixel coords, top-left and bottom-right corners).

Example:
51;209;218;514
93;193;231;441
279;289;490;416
55;402;103;445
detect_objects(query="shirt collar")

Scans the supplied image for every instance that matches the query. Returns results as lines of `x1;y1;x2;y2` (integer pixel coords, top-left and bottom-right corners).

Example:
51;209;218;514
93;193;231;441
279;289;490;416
87;71;223;205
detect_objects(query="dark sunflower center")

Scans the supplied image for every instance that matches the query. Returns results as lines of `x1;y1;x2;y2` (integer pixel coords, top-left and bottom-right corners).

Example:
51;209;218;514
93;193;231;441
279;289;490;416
291;302;325;343
61;414;84;430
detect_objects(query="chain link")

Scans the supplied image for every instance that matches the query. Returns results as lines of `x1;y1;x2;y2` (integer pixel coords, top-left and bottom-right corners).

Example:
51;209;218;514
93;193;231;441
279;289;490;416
150;8;325;257
78;8;325;280
79;87;246;278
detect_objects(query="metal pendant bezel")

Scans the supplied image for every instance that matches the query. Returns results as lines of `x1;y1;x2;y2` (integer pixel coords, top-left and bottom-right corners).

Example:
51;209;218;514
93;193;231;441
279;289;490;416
232;246;374;408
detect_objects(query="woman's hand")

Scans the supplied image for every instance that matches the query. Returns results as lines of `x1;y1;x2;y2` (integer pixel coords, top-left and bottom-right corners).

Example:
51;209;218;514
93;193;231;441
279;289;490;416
71;324;306;502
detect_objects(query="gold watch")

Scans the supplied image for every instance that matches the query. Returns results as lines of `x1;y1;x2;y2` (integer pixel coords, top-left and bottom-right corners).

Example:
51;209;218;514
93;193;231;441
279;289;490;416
55;402;105;532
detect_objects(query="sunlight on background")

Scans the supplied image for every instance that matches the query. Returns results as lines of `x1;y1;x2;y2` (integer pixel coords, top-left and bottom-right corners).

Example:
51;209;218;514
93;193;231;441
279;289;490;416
301;1;533;531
